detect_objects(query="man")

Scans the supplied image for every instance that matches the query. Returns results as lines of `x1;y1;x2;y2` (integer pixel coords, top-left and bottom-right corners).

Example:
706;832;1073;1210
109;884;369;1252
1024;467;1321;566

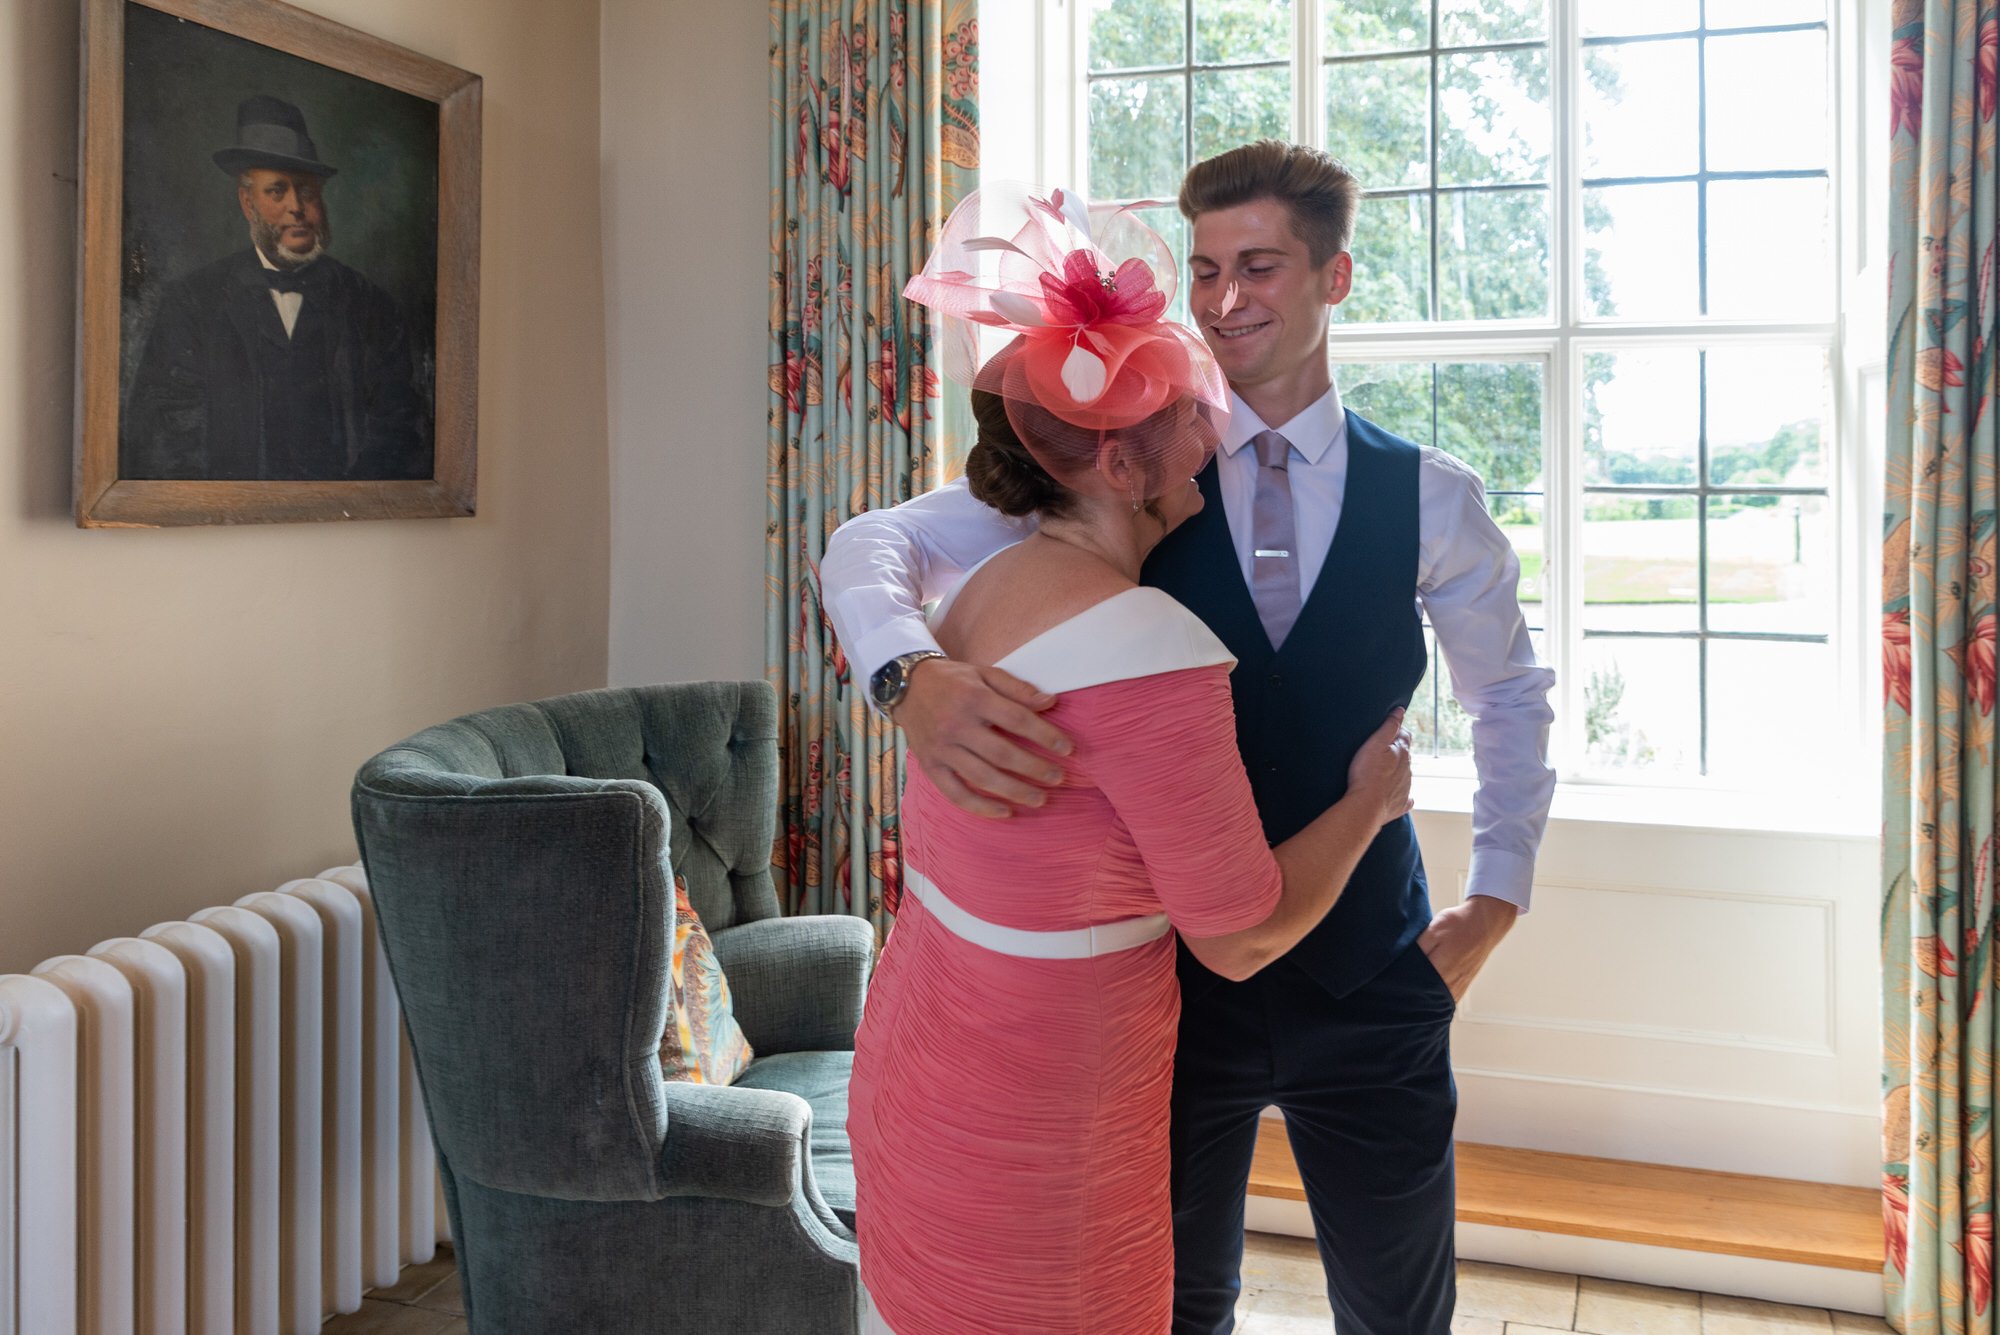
123;94;428;481
821;140;1555;1333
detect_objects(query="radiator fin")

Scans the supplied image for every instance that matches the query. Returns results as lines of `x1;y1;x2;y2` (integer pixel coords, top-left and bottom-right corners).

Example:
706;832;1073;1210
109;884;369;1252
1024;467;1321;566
2;865;437;1335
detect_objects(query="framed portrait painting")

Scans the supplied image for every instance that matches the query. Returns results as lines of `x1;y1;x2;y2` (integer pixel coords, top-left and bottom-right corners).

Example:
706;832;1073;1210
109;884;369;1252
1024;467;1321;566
76;0;481;527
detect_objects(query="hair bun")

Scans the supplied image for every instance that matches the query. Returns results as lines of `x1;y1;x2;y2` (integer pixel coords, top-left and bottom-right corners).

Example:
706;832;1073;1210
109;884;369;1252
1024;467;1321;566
966;439;1065;518
965;388;1070;518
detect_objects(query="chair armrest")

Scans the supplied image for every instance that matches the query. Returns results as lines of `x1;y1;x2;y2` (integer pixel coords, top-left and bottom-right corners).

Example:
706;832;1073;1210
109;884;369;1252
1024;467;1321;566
657;1082;816;1208
710;915;875;1055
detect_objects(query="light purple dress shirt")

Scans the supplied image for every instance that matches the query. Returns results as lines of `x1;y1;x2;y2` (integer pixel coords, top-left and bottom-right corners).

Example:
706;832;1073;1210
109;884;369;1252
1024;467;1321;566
819;383;1557;911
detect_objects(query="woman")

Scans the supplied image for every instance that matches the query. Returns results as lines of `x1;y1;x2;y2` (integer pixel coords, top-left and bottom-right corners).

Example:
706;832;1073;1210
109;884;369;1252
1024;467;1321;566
846;185;1413;1335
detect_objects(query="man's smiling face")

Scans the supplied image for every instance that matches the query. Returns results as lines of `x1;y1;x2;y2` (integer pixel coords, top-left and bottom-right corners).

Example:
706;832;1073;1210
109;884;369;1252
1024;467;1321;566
1188;198;1350;394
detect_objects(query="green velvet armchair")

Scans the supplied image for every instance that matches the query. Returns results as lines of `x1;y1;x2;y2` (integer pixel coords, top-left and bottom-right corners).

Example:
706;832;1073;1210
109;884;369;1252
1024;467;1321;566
352;681;870;1333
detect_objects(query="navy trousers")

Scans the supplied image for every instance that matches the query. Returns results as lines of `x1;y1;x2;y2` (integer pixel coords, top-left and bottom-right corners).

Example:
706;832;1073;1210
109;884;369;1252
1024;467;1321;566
1170;939;1458;1334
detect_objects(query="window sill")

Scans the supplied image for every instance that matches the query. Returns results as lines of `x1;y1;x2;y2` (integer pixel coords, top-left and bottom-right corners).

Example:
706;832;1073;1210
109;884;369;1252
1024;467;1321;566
1410;771;1879;842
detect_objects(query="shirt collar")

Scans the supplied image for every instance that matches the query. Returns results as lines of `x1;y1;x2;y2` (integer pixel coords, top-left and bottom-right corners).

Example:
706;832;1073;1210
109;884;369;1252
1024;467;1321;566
1219;381;1346;464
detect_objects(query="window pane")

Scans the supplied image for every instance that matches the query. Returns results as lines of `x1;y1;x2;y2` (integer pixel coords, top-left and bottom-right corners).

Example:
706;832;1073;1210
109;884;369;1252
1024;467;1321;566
1585;494;1701;632
1193;66;1292;162
1155;210;1192;325
1326;56;1430;191
1337;360;1434;443
1706;345;1830;487
1580;637;1700;774
1325;0;1429;55
1339;193;1430;323
1583;348;1700;486
1582;0;1698;36
1583;40;1699;179
1440;188;1549;320
1707;495;1834;633
1440;0;1546;45
1583;183;1701;320
1437;361;1544;490
1707;33;1829;173
1706;0;1826;27
1411;626;1443;754
1706;641;1836;782
1089;76;1186;200
1195;0;1292;64
1494;493;1546;612
1706;177;1831;318
1439;49;1550;185
1087;0;1185;72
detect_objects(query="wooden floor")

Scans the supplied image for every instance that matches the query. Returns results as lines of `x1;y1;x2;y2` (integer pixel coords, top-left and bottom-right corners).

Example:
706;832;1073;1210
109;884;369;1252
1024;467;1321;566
1248;1119;1883;1273
322;1235;1894;1333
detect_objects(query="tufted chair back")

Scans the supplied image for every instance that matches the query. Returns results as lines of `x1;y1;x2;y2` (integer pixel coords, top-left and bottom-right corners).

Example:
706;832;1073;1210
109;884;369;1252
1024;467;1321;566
350;681;778;1201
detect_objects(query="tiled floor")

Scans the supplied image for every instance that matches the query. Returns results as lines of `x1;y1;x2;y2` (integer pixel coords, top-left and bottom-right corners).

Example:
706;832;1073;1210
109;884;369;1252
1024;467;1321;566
322;1234;1892;1333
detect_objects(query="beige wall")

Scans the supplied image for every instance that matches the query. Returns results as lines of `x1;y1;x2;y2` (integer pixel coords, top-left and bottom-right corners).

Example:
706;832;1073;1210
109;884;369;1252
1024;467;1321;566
600;0;769;688
0;0;611;972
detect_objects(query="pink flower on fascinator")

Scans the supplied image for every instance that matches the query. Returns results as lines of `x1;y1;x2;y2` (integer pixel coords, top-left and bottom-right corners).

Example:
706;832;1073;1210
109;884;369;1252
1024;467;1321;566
1040;251;1168;328
1023;249;1174;403
902;181;1230;492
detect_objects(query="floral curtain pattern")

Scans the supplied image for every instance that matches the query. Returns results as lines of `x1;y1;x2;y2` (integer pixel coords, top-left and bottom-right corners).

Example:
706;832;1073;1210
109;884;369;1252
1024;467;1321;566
768;0;977;926
1884;0;2000;1327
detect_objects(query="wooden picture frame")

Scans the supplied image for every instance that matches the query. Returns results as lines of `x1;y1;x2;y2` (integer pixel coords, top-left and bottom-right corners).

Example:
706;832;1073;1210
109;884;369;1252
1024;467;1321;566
76;0;481;527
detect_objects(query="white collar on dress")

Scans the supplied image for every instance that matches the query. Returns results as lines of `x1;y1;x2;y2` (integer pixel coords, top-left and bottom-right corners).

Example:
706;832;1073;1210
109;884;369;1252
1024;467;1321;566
991;588;1235;697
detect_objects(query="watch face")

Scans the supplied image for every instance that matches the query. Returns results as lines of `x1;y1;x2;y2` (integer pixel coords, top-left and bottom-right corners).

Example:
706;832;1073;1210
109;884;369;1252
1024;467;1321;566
870;662;900;706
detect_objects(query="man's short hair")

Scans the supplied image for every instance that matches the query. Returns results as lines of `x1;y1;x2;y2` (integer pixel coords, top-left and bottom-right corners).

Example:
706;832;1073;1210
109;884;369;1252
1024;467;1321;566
1178;140;1361;266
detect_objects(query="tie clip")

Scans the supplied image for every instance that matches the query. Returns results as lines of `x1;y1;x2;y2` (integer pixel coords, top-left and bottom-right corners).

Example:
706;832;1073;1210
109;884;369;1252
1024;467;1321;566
1254;549;1291;559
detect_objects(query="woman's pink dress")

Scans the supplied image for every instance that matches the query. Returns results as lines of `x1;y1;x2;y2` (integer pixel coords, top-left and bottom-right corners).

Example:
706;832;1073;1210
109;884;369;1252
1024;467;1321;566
849;589;1284;1335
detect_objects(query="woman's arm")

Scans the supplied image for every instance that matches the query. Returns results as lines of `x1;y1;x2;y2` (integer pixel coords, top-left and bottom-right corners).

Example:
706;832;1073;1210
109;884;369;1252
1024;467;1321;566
1180;711;1413;982
1082;670;1410;979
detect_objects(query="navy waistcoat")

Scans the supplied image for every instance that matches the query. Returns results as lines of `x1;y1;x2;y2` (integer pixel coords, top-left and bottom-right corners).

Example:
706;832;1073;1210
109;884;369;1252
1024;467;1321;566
1142;410;1432;998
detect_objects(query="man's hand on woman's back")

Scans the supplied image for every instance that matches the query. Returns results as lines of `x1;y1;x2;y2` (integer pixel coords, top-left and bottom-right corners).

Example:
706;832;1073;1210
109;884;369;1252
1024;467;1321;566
895;659;1074;819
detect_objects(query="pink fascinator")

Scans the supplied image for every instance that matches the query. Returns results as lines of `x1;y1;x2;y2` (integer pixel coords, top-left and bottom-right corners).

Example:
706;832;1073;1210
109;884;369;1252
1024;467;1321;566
904;181;1229;498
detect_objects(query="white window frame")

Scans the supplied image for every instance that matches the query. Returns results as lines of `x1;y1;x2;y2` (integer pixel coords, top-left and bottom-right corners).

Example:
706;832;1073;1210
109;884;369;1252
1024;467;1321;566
1010;0;1880;832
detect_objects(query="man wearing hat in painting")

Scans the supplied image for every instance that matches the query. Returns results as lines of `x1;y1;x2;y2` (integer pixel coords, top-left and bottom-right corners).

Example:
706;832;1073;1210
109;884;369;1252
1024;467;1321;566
123;94;429;482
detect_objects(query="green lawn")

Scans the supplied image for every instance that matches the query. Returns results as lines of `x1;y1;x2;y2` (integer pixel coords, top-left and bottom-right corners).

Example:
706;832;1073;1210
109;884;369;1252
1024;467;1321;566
1511;551;1788;605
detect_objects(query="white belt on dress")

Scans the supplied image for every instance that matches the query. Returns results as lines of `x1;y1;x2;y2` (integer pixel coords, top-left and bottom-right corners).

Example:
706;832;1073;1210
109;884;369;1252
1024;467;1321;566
903;866;1170;960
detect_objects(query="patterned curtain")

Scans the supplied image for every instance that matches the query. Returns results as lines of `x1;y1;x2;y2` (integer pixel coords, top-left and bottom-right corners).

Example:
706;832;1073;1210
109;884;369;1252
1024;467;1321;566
767;0;978;926
1883;0;2000;1327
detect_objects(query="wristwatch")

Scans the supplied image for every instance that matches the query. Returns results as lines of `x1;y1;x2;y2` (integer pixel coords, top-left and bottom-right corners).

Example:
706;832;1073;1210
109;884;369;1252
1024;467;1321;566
869;650;946;714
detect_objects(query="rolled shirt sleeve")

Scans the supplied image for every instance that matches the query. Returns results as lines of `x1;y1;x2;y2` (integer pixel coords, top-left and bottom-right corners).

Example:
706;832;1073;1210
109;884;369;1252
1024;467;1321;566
1417;449;1557;913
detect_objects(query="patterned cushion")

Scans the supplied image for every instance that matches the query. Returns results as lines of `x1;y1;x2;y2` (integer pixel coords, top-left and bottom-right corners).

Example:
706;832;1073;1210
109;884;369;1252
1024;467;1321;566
659;875;754;1084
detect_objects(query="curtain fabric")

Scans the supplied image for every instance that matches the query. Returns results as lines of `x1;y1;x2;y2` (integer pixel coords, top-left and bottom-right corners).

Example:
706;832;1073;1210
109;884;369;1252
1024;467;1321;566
1883;0;2000;1327
767;1;977;926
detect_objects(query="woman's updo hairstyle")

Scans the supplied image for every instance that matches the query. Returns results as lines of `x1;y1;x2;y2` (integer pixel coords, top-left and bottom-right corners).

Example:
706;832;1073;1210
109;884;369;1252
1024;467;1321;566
965;387;1073;518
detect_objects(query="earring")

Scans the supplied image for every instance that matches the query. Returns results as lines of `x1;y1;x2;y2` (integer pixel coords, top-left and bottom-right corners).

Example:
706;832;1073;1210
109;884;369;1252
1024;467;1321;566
1130;486;1143;513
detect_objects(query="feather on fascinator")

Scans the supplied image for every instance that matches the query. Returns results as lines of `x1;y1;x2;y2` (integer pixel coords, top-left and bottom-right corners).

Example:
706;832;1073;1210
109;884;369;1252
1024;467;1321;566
904;182;1230;498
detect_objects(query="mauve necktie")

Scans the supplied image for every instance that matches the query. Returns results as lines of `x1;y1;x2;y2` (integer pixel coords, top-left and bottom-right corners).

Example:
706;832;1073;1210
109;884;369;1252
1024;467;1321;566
1250;429;1302;647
